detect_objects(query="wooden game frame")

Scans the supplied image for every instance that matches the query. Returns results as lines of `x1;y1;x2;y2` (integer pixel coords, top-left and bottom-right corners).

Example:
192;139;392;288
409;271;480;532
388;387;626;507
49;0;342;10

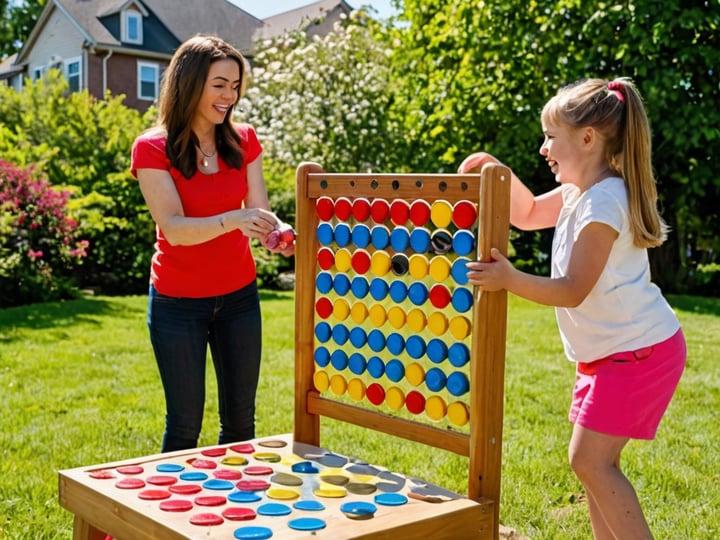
293;162;511;539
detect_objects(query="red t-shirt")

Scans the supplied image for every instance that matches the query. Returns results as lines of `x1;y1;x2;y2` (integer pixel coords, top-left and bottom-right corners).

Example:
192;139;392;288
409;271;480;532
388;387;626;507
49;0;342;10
130;124;262;297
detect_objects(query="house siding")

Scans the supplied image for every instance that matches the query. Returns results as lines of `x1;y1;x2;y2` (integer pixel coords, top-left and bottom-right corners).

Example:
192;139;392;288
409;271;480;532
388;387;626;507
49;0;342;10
25;9;85;79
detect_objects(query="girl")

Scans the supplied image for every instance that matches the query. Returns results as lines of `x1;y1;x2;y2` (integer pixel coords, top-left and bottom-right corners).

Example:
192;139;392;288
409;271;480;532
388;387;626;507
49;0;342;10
459;78;685;539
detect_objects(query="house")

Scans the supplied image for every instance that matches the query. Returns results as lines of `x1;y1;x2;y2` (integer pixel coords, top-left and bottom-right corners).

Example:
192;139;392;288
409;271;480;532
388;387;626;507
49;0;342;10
1;0;352;113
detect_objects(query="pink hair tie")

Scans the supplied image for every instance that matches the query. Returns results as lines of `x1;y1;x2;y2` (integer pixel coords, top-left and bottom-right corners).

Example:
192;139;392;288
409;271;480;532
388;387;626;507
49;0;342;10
607;81;625;102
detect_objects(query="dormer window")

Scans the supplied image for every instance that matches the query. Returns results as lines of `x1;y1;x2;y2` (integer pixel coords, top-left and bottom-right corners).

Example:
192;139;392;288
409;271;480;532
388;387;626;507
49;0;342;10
123;10;143;45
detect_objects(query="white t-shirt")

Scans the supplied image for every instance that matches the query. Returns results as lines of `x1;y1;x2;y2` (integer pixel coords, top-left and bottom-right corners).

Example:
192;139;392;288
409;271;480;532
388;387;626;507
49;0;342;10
551;177;680;362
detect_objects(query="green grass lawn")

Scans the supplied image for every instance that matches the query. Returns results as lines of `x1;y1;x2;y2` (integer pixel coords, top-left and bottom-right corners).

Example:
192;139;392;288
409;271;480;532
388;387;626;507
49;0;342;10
0;292;718;539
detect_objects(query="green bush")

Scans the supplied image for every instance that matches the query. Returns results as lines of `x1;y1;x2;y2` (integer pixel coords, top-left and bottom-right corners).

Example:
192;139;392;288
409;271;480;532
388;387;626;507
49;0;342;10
0;159;88;306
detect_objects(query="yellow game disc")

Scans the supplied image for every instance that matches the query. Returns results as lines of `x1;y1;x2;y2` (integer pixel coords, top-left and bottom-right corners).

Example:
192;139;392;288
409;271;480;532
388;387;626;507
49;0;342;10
406;308;427;332
368;304;387;327
425;395;447;421
350;302;368;324
405;362;425;387
385;386;405;411
427;312;449;336
430;200;453;228
347;378;366;401
313;370;330;392
314;487;347;498
253;452;281;463
267;488;300;500
330;374;348;396
408;254;429;279
333;298;350;321
449;316;472;340
447;401;470;427
387;306;406;329
221;456;248;466
429;255;451;282
370;250;391;277
335;248;352;272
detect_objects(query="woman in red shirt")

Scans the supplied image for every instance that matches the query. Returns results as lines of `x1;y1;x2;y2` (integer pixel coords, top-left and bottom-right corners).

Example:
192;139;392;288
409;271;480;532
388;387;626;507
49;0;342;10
131;35;293;452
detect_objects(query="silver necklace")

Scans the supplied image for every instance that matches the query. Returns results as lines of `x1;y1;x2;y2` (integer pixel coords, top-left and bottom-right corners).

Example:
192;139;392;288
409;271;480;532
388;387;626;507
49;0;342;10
197;145;217;168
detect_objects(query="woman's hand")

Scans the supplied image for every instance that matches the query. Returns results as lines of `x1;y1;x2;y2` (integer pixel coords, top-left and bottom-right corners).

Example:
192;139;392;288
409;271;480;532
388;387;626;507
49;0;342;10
260;221;296;257
465;248;513;292
229;207;278;239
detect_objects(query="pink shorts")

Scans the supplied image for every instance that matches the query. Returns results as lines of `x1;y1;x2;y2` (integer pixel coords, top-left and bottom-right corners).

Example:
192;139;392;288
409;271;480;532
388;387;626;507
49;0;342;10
569;329;686;440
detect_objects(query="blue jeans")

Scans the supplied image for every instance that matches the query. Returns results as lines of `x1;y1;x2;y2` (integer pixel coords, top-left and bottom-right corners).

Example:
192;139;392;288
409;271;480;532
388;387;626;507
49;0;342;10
148;282;261;452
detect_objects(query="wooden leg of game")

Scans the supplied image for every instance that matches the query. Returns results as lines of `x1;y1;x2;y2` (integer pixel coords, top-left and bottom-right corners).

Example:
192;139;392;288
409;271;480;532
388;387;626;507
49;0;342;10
71;515;106;540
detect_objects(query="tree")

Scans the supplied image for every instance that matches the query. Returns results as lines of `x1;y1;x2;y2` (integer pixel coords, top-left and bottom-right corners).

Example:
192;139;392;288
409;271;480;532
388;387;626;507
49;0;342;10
0;0;46;58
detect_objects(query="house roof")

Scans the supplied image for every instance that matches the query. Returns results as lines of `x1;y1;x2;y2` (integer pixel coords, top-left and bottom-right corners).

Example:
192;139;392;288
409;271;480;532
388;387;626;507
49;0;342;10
257;0;352;40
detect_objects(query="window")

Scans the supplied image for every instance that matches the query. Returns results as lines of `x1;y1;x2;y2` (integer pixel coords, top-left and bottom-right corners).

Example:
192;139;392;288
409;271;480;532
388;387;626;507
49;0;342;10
137;61;159;101
33;66;46;80
65;57;81;92
123;10;143;44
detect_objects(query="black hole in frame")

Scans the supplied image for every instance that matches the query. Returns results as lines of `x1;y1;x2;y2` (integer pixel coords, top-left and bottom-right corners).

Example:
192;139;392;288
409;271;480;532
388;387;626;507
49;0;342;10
371;180;379;189
439;181;447;192
350;180;356;187
320;180;328;189
415;180;423;188
392;180;400;190
461;181;468;191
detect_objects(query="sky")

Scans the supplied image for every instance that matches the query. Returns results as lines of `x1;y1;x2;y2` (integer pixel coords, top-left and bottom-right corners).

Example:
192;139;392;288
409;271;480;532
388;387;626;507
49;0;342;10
230;0;398;20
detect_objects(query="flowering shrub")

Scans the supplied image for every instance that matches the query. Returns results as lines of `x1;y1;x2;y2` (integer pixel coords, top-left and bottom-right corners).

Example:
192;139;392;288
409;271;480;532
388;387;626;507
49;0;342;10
0;159;89;306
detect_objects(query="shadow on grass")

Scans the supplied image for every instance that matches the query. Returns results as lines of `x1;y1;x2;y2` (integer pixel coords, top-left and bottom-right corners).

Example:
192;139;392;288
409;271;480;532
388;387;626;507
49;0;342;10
669;294;720;317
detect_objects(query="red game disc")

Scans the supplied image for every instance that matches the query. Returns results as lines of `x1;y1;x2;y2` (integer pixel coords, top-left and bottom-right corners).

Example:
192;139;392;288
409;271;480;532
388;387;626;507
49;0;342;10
146;475;178;486
116;465;144;475
334;197;353;221
428;284;452;309
89;470;115;479
315;297;333;319
138;489;171;500
189;512;224;526
243;466;274;476
214;469;242;480
115;478;146;489
188;458;217;469
222;507;257;521
229;443;256;454
409;200;431;227
453;200;478;229
195;495;227;507
405;390;426;415
235;480;271;492
352;198;371;222
389;199;410;226
317;247;335;271
169;484;203;495
370;199;390;223
316;196;334;221
201;447;227;458
366;383;385;406
160;499;194;512
350;249;371;274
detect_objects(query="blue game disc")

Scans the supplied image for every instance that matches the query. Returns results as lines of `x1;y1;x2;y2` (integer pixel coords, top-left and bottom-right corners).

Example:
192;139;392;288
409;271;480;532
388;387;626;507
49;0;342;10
330;349;349;370
352;224;371;248
425;367;447;392
390;226;410;252
426;338;448;363
332;324;349;346
349;327;367;348
386;333;405;355
317;222;334;246
340;501;377;517
203;479;234;490
293;500;325;511
409;227;431;253
407;282;428;306
333;273;351;296
291;463;320;475
315;272;333;294
351;276;369;298
314;322;331;343
367;329;386;352
447;372;470;396
385;359;405;382
348;353;367;375
257;503;292;516
451;257;471;285
156;463;184;473
452;229;475;256
448;343;470;367
367;356;385;378
228;491;262;503
374;493;408;506
369;278;389;301
452;287;474;313
370;225;390;249
388;280;408;302
233;526;273;540
288;517;326;531
179;472;208;481
405;335;426;359
314;346;331;367
334;222;352;247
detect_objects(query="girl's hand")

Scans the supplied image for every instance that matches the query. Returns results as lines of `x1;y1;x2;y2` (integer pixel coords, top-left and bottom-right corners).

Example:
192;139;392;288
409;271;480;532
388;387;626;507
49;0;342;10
465;248;512;292
457;152;499;174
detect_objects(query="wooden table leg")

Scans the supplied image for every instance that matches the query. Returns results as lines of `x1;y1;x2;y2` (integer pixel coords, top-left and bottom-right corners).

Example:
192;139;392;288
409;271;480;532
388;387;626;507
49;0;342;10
73;515;108;540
